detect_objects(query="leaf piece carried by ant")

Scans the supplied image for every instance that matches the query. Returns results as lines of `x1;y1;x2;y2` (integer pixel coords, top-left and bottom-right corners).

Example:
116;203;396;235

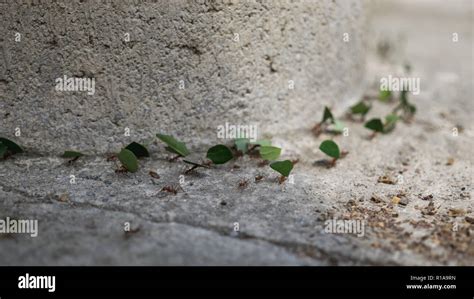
364;118;385;133
206;144;233;164
125;142;150;158
0;143;7;159
118;148;138;173
234;138;249;154
270;160;293;177
259;146;281;161
350;101;371;116
62;151;84;158
0;137;23;155
319;140;340;159
156;134;190;157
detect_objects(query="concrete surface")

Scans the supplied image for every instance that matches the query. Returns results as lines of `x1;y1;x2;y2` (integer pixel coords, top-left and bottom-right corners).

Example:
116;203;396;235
0;0;472;265
0;0;367;153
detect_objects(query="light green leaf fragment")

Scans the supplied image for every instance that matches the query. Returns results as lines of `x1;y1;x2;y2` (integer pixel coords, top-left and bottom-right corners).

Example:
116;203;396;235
259;146;281;161
379;89;392;102
250;139;272;147
384;113;399;133
329;120;345;134
234;138;249;153
156;134;190;157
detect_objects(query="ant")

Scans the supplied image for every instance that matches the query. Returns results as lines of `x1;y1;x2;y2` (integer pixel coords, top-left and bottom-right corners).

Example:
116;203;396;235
66;156;80;166
255;175;264;183
124;226;141;239
238;179;250;189
115;165;128;174
160;185;181;195
149;171;160;179
278;176;287;185
106;154;117;162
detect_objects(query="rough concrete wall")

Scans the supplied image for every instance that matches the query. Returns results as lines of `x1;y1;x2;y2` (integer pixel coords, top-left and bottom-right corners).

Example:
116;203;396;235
0;0;367;154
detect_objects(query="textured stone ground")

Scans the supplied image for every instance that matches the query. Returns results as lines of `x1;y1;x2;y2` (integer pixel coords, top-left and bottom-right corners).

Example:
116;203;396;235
0;1;472;265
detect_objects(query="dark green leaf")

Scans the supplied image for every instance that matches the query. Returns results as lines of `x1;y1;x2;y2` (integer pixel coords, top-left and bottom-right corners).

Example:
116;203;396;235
125;142;150;158
270;160;294;177
364;118;384;133
259;146;281;161
319;140;340;159
156;134;190;157
62;151;84;158
0;137;23;154
322;106;334;124
0;143;7;159
206;144;233;164
350;101;371;115
118;148;138;173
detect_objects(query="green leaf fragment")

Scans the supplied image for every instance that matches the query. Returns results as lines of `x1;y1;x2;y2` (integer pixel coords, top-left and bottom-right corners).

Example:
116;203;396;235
156;134;190;157
350;101;371;115
118;148;138;173
329;119;345;134
270;160;294;177
62;151;84;158
234;138;249;153
322;106;334;124
0;143;7;159
364;118;385;133
125;142;150;158
379;89;392;102
259;146;281;161
384;113;399;133
0;137;23;154
250;139;272;147
319;140;340;159
206;144;233;164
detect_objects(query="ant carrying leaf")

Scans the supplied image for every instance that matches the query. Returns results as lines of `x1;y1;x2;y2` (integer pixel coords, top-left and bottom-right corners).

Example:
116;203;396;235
318;140;348;168
312;106;346;136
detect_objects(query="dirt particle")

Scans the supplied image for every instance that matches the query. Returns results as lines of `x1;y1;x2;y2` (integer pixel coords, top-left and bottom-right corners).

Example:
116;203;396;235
446;157;455;166
448;208;466;217
57;193;69;202
391;196;401;205
377;175;396;185
370;195;383;203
